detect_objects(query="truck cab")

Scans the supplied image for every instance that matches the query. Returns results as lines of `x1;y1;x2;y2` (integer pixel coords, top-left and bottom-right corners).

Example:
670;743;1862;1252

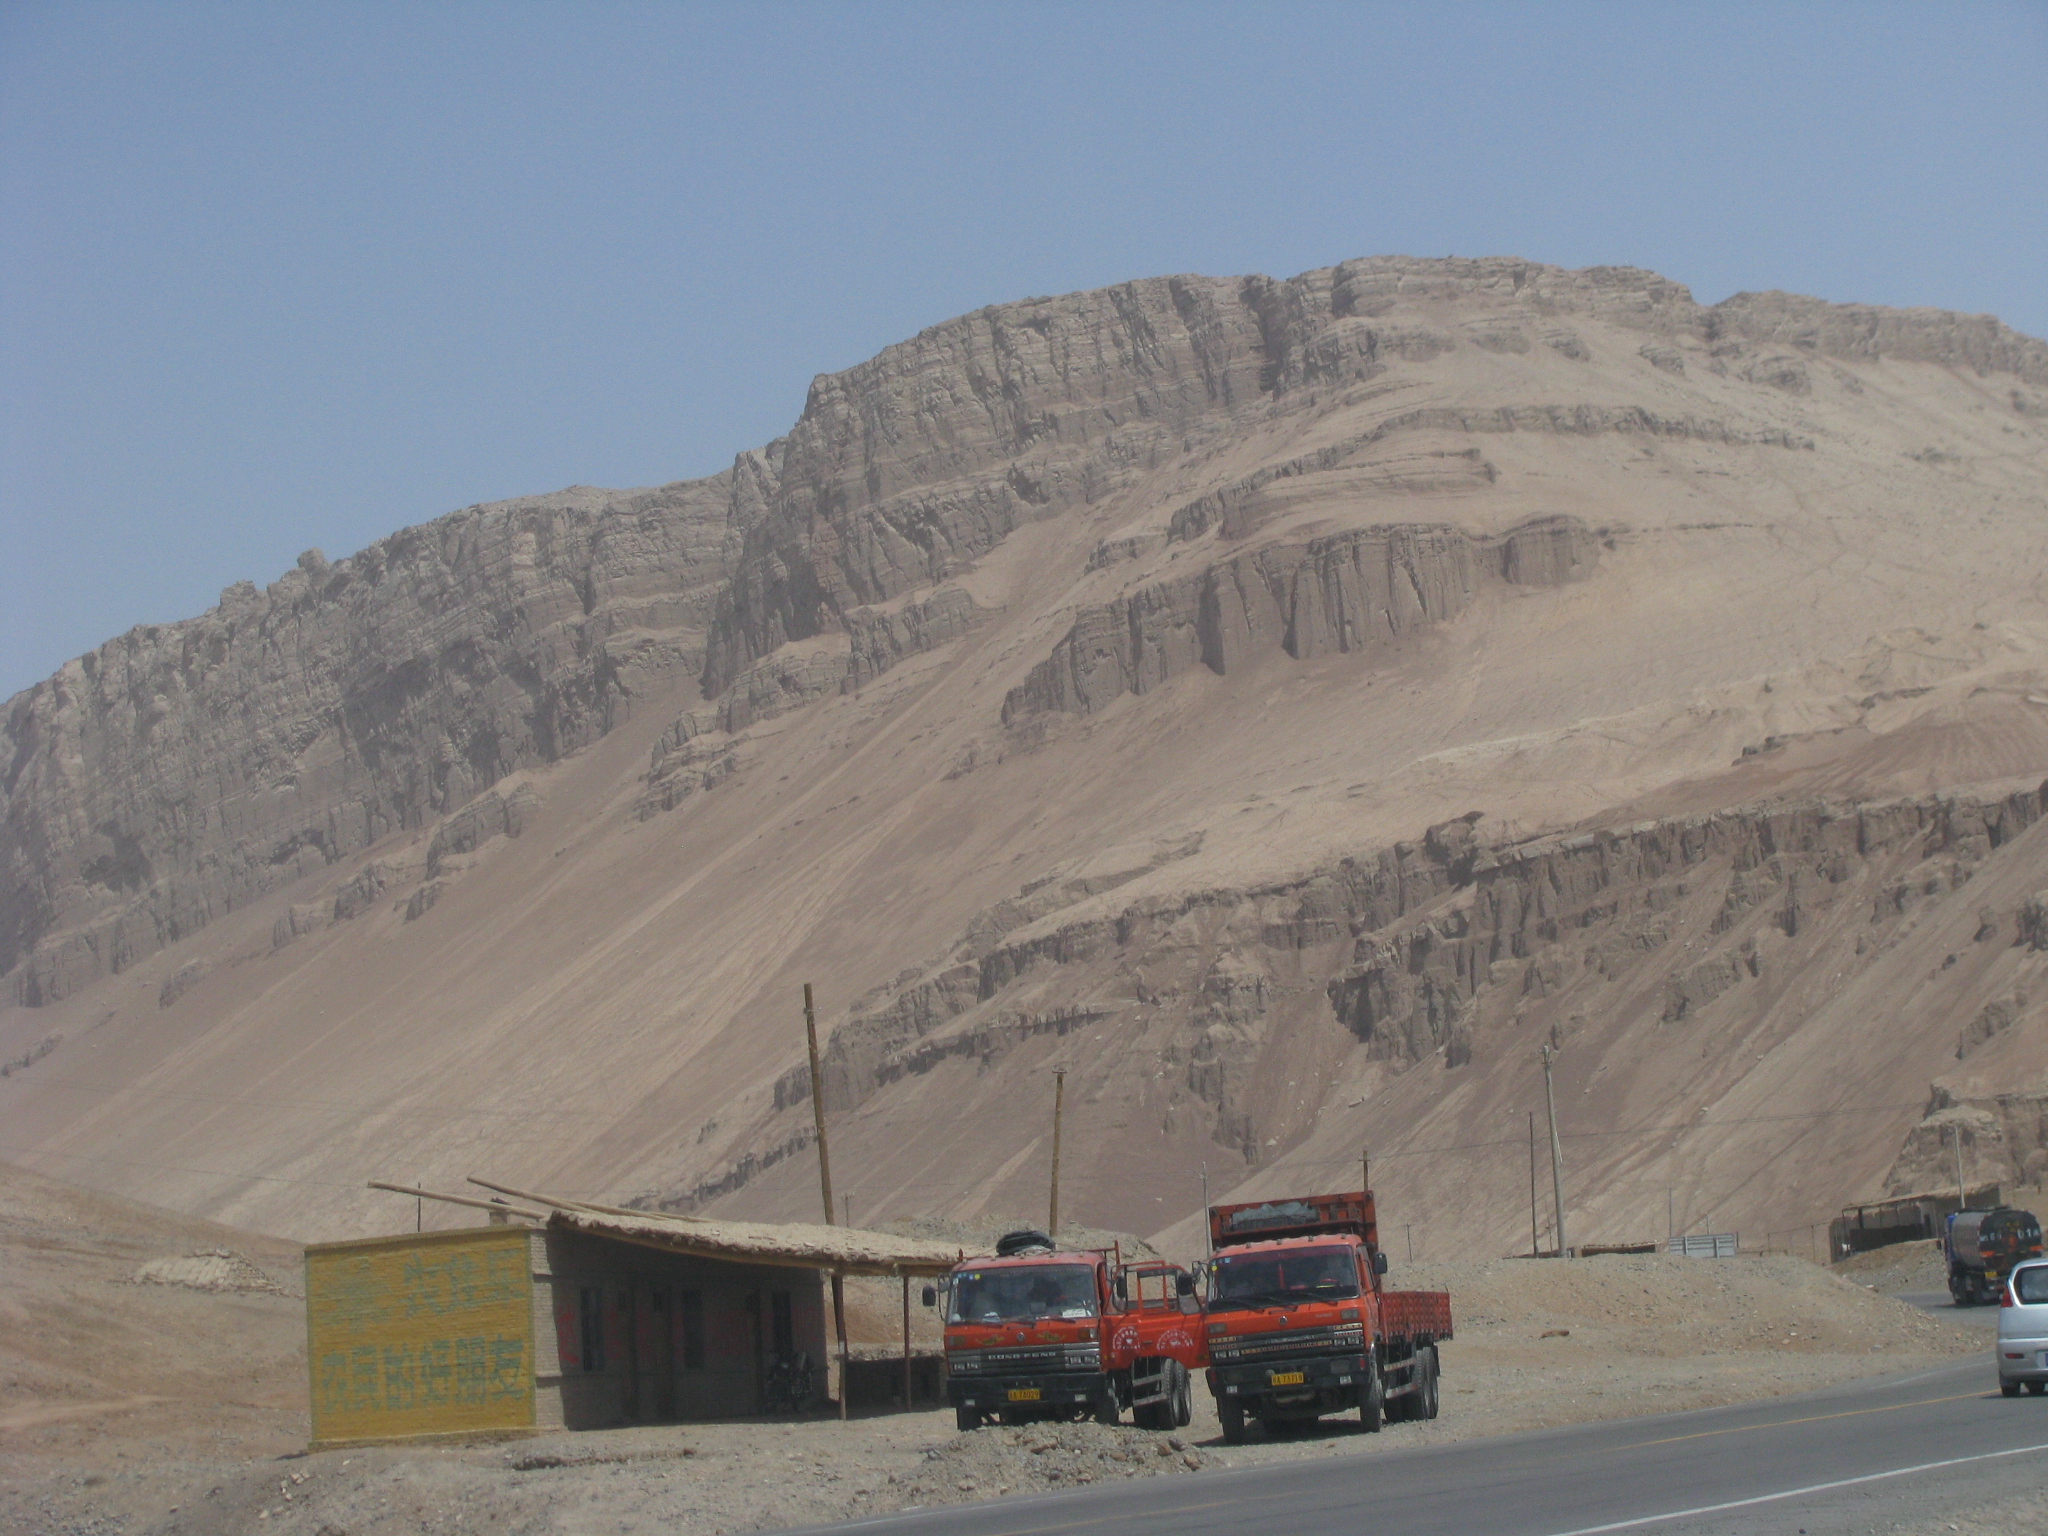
1203;1191;1451;1442
932;1233;1203;1431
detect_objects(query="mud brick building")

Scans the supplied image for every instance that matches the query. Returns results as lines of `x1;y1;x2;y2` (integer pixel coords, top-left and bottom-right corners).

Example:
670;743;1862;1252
305;1187;962;1448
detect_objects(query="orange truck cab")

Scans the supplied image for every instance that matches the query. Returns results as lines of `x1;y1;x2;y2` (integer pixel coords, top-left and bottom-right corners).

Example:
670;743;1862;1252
1203;1190;1452;1442
931;1231;1205;1431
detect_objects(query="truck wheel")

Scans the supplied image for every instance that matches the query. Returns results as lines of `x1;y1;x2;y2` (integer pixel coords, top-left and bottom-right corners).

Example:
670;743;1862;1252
1173;1364;1194;1429
1094;1392;1121;1426
1413;1346;1440;1421
1219;1398;1247;1444
956;1406;982;1432
1358;1357;1384;1434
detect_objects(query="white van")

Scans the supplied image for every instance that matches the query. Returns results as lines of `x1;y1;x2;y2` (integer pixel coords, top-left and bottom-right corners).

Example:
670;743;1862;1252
1997;1259;2048;1396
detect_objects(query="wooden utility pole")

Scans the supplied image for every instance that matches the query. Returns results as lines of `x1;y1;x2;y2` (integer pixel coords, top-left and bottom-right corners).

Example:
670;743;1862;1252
1049;1068;1066;1236
1954;1124;1968;1208
804;983;851;1422
1528;1113;1539;1257
1541;1043;1569;1258
1201;1166;1212;1260
901;1274;913;1409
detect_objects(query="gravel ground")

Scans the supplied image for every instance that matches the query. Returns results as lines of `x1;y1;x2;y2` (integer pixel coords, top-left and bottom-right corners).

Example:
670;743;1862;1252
2;1249;1990;1536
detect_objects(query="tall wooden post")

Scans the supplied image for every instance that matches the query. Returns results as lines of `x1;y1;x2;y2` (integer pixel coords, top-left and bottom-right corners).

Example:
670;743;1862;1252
805;983;851;1421
1542;1043;1569;1258
900;1273;912;1408
1049;1068;1066;1237
1529;1113;1540;1257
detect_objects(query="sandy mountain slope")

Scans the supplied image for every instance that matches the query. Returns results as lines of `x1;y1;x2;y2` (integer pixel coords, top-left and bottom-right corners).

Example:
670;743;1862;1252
2;256;2046;1256
0;1159;303;1455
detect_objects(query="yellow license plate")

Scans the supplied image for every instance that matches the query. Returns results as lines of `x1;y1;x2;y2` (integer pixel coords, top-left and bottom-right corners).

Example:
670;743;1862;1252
1268;1371;1306;1386
1007;1388;1042;1402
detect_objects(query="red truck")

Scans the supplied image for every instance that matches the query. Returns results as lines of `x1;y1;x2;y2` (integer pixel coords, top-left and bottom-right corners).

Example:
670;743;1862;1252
1203;1190;1452;1442
931;1231;1205;1431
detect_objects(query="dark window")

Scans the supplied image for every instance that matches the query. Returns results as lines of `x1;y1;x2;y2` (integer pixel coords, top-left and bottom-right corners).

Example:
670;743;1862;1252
2016;1265;2048;1305
680;1291;706;1369
579;1285;606;1373
1208;1245;1362;1313
771;1290;795;1358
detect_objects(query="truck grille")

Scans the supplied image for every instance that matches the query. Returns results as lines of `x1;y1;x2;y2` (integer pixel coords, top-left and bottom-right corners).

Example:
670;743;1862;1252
1208;1324;1363;1364
949;1345;1096;1374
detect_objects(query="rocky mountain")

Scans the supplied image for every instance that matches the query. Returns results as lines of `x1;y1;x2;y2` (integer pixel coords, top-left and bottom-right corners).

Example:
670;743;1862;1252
3;255;2046;1255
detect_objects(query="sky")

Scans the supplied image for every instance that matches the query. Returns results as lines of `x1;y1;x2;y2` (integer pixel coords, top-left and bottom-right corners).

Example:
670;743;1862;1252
3;1;2044;700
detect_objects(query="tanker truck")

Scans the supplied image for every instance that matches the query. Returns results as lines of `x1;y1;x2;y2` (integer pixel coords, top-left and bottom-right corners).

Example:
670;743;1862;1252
1946;1206;2043;1305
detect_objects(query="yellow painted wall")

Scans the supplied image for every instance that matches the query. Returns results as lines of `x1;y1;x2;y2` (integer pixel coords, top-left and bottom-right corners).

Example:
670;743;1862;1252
306;1226;535;1445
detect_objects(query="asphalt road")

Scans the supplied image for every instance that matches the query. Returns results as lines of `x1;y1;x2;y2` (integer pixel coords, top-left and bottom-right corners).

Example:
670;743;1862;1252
786;1357;2047;1536
1897;1290;1999;1330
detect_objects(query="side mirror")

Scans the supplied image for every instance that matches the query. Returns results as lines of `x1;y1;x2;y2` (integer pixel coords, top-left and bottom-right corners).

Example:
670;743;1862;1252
1111;1273;1128;1303
1174;1271;1194;1298
921;1286;937;1308
1374;1253;1389;1276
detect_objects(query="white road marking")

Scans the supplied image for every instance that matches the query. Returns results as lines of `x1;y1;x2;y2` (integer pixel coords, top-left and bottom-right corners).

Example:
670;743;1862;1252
1540;1439;2048;1536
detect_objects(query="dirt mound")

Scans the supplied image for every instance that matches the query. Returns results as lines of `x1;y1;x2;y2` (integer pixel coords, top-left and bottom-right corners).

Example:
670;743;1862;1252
0;1160;305;1455
130;1248;293;1295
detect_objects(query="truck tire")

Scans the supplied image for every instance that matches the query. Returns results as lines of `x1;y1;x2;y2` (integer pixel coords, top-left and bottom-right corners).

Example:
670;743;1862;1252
956;1406;982;1432
1358;1356;1384;1434
1412;1345;1440;1421
1218;1397;1247;1444
1173;1363;1194;1429
1094;1391;1121;1426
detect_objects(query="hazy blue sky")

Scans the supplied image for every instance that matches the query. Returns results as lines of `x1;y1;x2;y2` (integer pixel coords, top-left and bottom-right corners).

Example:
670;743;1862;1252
3;2;2043;699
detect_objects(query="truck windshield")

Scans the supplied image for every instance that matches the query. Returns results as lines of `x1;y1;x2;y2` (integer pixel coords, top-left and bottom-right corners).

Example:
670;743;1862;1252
949;1264;1098;1323
1209;1246;1359;1310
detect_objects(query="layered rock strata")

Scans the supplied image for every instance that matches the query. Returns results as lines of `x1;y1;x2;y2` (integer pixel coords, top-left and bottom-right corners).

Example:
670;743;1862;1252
7;255;2047;1013
680;784;2048;1208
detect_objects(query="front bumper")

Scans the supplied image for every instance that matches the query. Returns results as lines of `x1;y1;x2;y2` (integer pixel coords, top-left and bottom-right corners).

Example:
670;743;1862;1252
1206;1352;1369;1412
948;1371;1110;1412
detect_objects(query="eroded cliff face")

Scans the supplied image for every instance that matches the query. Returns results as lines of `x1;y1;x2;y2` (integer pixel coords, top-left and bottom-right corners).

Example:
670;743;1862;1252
5;254;2048;1250
1002;515;1599;723
680;786;2048;1223
0;472;758;1001
12;255;2046;1008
